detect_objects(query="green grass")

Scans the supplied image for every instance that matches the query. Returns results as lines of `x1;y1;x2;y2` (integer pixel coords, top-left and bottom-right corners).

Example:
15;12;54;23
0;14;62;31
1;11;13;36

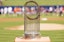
41;30;64;42
40;13;64;24
0;30;23;42
0;14;64;42
0;30;64;42
2;0;64;6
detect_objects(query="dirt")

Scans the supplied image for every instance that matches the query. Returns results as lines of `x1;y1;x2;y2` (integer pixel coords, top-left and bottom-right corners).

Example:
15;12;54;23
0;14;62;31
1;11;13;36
0;17;64;30
0;18;23;22
41;17;64;21
48;18;64;21
0;17;64;22
5;23;64;30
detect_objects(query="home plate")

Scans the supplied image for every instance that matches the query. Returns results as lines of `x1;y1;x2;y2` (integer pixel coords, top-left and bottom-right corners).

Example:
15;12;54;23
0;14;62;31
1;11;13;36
15;37;51;42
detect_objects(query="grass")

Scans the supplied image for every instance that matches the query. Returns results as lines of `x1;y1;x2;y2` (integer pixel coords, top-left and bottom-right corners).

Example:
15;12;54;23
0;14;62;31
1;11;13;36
0;14;64;42
0;30;23;42
0;30;64;42
41;30;64;42
40;13;64;24
2;0;64;6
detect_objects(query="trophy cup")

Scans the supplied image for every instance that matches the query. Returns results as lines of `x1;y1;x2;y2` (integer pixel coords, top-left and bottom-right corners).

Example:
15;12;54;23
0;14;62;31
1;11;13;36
24;0;40;39
15;0;50;42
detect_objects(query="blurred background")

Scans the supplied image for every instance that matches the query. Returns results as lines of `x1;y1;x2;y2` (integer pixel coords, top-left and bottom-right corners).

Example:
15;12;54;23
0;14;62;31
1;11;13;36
0;0;64;16
0;0;64;42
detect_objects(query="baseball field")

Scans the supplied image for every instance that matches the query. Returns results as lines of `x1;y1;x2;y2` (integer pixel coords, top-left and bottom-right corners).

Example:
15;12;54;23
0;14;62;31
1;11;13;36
0;14;64;42
0;0;64;42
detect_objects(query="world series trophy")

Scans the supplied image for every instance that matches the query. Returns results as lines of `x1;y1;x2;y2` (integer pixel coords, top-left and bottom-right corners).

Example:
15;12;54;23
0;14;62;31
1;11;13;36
24;0;40;39
15;0;50;42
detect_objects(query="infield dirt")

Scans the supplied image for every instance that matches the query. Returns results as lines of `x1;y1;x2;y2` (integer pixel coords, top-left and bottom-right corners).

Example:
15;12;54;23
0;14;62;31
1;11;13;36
5;23;64;30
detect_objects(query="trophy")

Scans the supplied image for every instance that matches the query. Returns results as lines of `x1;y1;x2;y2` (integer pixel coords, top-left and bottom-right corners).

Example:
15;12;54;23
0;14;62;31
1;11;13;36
15;0;50;42
24;0;40;39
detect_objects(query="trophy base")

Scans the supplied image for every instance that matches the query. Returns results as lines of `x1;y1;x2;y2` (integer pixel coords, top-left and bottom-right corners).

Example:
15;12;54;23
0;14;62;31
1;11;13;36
15;37;51;42
24;33;40;39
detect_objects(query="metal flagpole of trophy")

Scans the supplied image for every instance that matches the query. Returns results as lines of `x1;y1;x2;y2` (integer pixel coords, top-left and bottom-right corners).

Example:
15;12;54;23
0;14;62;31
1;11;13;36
24;0;40;39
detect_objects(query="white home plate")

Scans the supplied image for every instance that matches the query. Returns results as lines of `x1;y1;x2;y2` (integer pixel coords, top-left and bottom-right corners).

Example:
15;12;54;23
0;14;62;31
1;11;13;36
15;37;51;42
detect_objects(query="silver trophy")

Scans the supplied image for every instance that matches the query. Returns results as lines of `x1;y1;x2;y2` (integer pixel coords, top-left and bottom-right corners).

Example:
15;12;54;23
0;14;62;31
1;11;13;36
15;1;50;42
24;0;40;39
